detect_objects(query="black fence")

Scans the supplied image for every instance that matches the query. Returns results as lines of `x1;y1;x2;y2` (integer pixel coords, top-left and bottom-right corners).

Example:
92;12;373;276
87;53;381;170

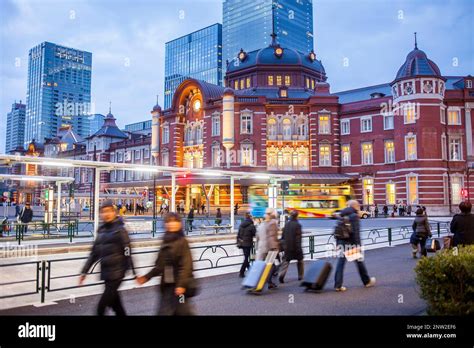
0;221;451;305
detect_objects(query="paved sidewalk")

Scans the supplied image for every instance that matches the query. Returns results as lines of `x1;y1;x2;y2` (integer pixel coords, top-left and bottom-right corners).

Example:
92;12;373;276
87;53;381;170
0;244;427;315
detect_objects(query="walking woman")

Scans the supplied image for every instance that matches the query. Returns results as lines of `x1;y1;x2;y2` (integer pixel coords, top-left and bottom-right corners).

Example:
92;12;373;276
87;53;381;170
410;208;432;258
79;200;135;315
137;213;195;315
237;212;256;278
256;208;280;289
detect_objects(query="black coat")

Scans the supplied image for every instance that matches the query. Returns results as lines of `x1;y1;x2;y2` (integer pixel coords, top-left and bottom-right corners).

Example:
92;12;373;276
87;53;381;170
281;219;303;260
412;215;432;238
81;218;135;281
450;213;474;246
145;231;194;291
339;207;361;245
19;207;33;223
237;218;256;248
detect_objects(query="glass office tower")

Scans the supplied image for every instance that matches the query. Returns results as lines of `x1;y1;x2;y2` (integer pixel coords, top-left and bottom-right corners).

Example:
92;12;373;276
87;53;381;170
5;101;26;153
164;23;223;109
25;42;92;146
223;0;314;63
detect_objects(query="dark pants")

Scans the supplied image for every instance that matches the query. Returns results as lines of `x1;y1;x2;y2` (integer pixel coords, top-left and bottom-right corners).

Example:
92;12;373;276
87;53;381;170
279;256;304;281
239;246;252;276
334;244;370;289
410;233;428;257
158;285;194;316
19;224;28;235
97;279;125;316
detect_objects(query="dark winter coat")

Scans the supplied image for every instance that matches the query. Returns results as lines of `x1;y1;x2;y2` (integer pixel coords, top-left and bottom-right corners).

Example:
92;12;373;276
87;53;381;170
81;218;135;281
281;218;303;260
339;207;361;245
237;218;256;248
450;213;474;246
145;231;194;291
412;215;432;238
19;207;33;223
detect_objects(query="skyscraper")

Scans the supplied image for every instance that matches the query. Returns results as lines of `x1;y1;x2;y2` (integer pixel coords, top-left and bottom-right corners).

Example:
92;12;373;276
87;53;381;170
87;114;105;136
223;0;314;63
25;42;92;146
5;101;26;153
164;23;223;109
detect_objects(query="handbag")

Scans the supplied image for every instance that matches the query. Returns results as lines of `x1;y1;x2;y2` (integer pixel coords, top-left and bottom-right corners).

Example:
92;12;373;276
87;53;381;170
185;277;200;298
443;235;453;249
425;238;441;253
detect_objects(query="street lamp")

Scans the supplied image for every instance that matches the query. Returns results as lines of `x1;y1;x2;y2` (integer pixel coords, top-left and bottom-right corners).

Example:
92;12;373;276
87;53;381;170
150;96;162;221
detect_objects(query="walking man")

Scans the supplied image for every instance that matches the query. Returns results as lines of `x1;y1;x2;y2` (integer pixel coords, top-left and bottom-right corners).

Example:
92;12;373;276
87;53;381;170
279;210;304;283
237;212;256;278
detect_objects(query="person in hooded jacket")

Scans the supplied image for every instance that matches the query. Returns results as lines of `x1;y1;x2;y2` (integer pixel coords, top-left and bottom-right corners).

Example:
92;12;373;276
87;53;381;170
137;212;195;315
237;212;256;277
80;200;135;316
410;208;432;258
450;201;474;246
278;210;304;283
334;200;376;292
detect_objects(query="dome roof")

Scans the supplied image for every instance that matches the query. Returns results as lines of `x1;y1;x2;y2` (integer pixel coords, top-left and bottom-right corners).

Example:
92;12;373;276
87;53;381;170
226;45;326;76
395;47;441;81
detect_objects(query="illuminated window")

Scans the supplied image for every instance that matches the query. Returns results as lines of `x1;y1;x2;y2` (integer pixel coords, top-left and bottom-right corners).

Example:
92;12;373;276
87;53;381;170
384;140;395;163
268;76;274;86
280;89;287;97
341;144;351;166
319;144;331;166
266;147;277;170
282;118;292;139
240;79;244;90
305;77;310;89
449;138;462;160
284;75;291;85
451;176;463;204
267;118;277;139
405;135;417;160
386;183;396;205
240;111;253;134
363;178;374;205
318;114;330;134
362;142;373;165
448;109;461;125
234;80;238;90
246;77;251;88
407;175;418;204
404;104;416;124
361;116;372;132
276;75;282;86
311;79;315;89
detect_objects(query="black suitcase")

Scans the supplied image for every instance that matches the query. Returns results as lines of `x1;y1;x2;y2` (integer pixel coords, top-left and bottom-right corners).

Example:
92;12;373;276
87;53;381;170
300;260;332;291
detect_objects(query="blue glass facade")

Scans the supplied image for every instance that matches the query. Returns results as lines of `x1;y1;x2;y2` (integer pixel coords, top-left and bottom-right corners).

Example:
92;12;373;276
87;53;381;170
223;0;314;64
5;101;26;153
125;120;152;133
87;114;105;136
25;42;92;146
164;23;223;109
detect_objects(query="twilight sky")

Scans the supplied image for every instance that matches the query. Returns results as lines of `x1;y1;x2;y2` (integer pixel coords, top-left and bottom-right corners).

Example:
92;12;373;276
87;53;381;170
0;0;473;153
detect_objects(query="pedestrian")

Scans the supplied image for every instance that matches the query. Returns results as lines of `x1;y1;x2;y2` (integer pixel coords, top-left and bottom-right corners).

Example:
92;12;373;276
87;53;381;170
215;208;222;225
398;203;404;217
18;202;33;235
15;203;22;219
392;204;397;217
256;208;280;289
136;212;195;315
450;201;474;246
179;201;185;215
383;205;388;217
407;205;412;216
79;200;135;316
334;200;376;292
237;212;256;278
201;203;206;215
369;204;375;218
278;210;304;283
410;208;432;258
187;206;194;232
374;205;379;218
234;203;239;216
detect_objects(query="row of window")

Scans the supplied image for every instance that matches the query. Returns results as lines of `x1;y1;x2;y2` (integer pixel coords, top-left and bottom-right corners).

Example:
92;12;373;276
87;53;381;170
111;148;150;162
110;170;153;182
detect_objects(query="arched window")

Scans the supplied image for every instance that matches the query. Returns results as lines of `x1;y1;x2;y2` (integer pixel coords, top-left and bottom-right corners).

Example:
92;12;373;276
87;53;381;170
266;147;277;170
298;148;309;170
283;147;292;169
267;118;277;139
195;124;203;143
282;118;292;140
277;150;283;169
184;152;193;168
185;126;193;145
296;118;307;138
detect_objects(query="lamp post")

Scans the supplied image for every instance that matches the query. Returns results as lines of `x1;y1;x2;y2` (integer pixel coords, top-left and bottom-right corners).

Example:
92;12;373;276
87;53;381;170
150;95;161;222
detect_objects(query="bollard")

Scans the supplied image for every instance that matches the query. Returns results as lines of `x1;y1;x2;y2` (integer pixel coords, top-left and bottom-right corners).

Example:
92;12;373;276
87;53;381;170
388;227;392;247
437;222;440;237
40;260;46;303
309;235;315;259
152;219;156;238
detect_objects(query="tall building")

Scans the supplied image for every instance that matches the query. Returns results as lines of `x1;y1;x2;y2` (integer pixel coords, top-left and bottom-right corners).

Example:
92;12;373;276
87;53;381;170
5;101;26;153
125;120;152;134
164;23;223;109
25;42;92;146
223;0;314;64
88;114;105;136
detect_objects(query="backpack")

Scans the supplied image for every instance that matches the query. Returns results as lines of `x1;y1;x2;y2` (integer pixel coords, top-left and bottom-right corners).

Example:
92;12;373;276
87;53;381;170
334;216;352;240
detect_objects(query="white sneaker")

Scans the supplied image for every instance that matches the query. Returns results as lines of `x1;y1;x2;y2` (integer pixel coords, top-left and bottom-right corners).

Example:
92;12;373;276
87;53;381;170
335;286;347;292
365;277;376;288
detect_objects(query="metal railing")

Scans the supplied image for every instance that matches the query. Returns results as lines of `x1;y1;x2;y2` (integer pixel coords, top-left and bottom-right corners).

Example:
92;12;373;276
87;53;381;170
0;221;451;304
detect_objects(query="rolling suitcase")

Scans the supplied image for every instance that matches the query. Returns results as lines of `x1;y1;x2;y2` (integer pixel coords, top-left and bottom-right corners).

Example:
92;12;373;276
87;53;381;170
242;250;278;292
300;260;332;291
425;238;441;253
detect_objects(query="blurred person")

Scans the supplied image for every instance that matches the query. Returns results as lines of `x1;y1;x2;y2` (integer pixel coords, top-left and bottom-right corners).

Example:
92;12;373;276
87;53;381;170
136;213;195;315
215;208;222;225
410;208;432;258
450;201;474;246
278;210;304;283
334;200;376;292
256;208;280;289
79;200;135;316
18;202;33;235
237;212;256;278
187;206;194;232
382;205;388;217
